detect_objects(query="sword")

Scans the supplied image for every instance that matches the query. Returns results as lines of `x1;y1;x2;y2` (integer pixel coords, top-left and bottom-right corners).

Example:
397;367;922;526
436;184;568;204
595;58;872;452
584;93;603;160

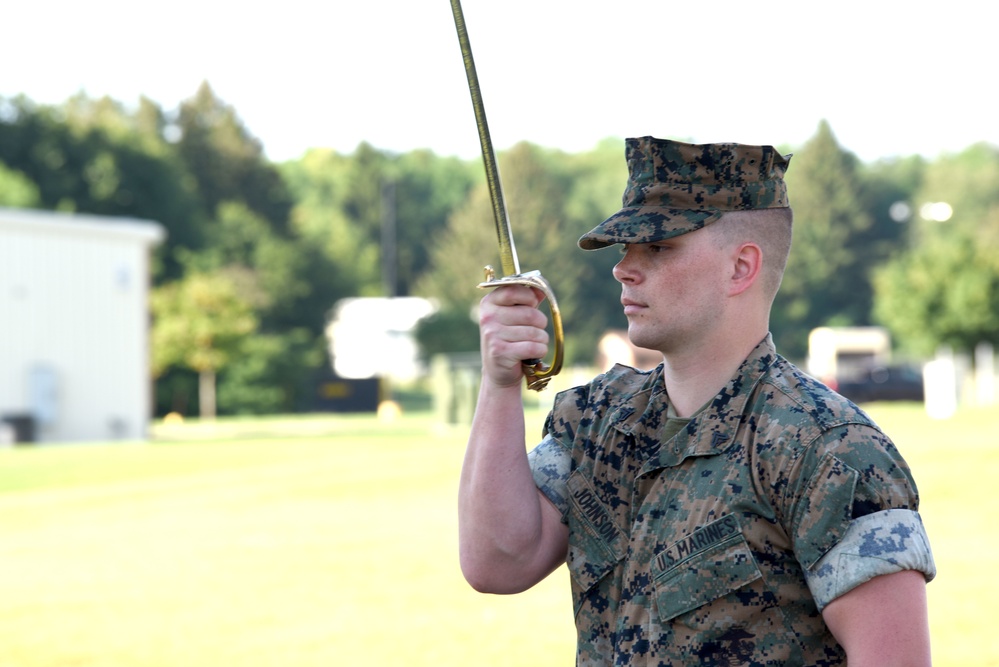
449;0;564;391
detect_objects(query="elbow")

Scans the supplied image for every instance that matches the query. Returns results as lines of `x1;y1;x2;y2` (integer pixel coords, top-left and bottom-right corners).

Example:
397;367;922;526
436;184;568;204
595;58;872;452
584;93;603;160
458;548;492;593
461;566;505;594
461;567;531;595
459;545;534;595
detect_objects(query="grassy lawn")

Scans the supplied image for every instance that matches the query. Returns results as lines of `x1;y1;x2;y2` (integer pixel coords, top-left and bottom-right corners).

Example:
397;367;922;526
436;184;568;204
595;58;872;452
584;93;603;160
0;403;995;666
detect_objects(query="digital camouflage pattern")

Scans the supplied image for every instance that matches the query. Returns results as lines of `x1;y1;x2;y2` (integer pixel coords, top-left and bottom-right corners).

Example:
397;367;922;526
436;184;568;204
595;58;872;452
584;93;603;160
805;508;934;610
528;335;935;666
578;137;792;250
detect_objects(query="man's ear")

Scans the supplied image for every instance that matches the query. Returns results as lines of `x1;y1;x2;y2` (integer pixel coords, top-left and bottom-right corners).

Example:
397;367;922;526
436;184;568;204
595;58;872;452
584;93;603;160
729;242;763;296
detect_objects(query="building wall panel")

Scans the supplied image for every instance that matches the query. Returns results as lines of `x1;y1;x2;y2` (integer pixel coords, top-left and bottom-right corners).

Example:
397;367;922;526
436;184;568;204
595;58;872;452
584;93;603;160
0;208;164;442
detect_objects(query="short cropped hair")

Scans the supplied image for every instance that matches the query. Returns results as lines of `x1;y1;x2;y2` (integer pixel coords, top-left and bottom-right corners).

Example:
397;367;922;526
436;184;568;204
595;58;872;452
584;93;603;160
709;207;793;302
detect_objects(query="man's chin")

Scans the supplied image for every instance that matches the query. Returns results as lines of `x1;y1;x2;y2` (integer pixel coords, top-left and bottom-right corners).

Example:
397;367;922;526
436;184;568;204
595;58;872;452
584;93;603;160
627;330;662;354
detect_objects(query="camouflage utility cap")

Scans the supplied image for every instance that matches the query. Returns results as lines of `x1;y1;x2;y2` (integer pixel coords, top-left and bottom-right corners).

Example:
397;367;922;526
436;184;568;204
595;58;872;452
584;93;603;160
578;136;792;250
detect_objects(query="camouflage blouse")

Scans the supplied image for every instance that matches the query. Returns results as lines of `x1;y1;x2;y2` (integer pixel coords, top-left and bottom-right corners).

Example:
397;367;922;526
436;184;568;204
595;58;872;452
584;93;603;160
529;335;935;666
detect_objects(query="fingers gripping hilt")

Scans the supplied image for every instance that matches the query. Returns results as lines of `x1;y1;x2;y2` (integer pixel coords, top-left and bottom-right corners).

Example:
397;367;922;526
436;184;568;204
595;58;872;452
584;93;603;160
478;266;565;391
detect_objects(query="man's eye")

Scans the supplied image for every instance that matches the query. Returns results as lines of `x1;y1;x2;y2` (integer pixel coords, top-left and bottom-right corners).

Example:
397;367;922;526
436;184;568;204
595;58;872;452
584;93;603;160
649;244;666;253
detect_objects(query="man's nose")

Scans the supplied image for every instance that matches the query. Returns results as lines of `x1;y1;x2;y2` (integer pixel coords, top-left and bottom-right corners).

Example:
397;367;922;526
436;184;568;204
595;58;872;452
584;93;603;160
612;249;639;284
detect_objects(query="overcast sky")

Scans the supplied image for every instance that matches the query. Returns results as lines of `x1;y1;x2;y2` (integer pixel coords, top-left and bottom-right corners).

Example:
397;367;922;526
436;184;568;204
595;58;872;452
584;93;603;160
5;1;994;164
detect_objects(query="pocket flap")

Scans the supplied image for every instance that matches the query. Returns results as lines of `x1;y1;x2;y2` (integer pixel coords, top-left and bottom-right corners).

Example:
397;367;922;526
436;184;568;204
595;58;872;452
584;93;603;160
653;518;762;623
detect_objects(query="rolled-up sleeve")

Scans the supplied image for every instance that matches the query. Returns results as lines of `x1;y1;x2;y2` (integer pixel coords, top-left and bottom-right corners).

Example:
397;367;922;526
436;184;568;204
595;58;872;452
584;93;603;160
805;508;936;610
783;422;935;611
527;434;572;522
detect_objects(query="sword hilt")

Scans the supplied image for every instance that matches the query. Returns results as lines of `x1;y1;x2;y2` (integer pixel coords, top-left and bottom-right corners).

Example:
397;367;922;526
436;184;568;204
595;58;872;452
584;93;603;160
479;267;565;392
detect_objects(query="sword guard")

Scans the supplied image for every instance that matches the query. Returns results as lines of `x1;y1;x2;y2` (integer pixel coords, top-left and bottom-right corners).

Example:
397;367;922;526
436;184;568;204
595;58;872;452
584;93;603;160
478;266;565;391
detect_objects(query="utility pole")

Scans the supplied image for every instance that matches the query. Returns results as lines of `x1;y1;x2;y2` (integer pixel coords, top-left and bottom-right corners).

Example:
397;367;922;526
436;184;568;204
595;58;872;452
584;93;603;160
381;179;397;298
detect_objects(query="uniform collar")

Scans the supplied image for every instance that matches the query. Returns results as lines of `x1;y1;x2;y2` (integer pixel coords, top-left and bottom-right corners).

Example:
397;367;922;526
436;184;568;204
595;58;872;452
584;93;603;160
630;334;779;471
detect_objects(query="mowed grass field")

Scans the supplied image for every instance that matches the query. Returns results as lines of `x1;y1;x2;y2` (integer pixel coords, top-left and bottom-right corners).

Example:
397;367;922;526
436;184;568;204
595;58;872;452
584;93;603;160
0;403;996;666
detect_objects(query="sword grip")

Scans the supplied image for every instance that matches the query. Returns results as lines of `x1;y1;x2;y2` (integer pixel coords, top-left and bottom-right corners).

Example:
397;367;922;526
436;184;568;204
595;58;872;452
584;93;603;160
478;267;565;392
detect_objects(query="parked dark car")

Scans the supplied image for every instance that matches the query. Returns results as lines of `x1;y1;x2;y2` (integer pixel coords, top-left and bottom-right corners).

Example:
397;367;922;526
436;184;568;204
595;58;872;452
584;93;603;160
832;364;925;403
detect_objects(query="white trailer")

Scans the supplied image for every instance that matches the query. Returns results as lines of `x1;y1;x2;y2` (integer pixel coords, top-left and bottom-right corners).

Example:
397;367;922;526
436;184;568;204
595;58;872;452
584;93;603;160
0;207;165;443
806;326;892;385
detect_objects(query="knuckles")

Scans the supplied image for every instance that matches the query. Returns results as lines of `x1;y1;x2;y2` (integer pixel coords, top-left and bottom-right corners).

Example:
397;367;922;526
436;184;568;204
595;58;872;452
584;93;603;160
478;286;551;377
482;284;543;309
479;287;549;331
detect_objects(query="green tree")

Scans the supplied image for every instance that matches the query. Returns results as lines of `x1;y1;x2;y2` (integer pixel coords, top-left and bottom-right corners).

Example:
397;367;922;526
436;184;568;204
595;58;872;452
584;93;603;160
282;146;382;300
0;160;40;207
175;82;293;232
166;87;349;414
0;93;204;275
216;328;326;415
281;143;477;301
193;202;308;321
560;138;631;360
416;181;500;308
391;149;477;296
1;91;342;415
874;232;999;355
874;143;999;355
413;309;481;361
774;121;876;359
151;270;258;419
176;202;335;412
414;141;600;363
0;95;78;210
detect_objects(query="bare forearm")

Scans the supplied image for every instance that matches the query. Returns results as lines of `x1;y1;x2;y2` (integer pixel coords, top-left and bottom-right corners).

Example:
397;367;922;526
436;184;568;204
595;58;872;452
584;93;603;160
459;284;567;592
458;380;557;593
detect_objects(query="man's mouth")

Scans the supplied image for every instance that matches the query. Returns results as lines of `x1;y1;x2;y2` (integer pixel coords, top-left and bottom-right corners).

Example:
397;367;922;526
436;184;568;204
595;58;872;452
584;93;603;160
621;297;646;316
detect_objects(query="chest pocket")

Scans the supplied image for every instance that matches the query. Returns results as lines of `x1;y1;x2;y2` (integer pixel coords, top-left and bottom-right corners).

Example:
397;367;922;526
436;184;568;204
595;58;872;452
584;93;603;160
652;515;763;623
565;471;627;597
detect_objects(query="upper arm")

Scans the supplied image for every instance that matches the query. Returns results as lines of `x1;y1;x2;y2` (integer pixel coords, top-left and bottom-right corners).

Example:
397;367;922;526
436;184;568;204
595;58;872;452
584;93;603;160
485;436;570;593
821;569;931;667
524;434;572;584
533;488;570;578
462;488;567;594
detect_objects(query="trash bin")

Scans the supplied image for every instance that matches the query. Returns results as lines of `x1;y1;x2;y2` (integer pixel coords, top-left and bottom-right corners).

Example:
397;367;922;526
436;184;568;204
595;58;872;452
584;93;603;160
1;414;36;444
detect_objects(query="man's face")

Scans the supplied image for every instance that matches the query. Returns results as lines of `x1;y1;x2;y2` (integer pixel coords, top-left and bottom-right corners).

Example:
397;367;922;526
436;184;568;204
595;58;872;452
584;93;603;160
611;227;730;355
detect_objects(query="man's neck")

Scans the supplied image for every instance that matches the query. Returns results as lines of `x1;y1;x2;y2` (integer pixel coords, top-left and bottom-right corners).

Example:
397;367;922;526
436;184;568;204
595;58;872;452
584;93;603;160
660;330;766;418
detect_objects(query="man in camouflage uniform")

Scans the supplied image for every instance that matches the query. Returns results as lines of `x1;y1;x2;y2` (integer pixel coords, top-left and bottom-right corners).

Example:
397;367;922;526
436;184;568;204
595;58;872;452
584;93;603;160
458;137;936;666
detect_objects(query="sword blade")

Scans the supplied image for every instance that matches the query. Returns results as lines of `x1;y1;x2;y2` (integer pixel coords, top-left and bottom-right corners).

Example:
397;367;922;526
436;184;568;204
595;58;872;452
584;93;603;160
449;0;520;277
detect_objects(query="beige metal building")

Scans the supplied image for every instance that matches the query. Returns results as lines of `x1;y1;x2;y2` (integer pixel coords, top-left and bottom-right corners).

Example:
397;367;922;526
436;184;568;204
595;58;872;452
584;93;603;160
0;207;166;443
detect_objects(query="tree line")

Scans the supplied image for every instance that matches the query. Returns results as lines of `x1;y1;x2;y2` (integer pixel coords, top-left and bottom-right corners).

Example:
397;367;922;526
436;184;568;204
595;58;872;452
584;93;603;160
2;84;997;416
